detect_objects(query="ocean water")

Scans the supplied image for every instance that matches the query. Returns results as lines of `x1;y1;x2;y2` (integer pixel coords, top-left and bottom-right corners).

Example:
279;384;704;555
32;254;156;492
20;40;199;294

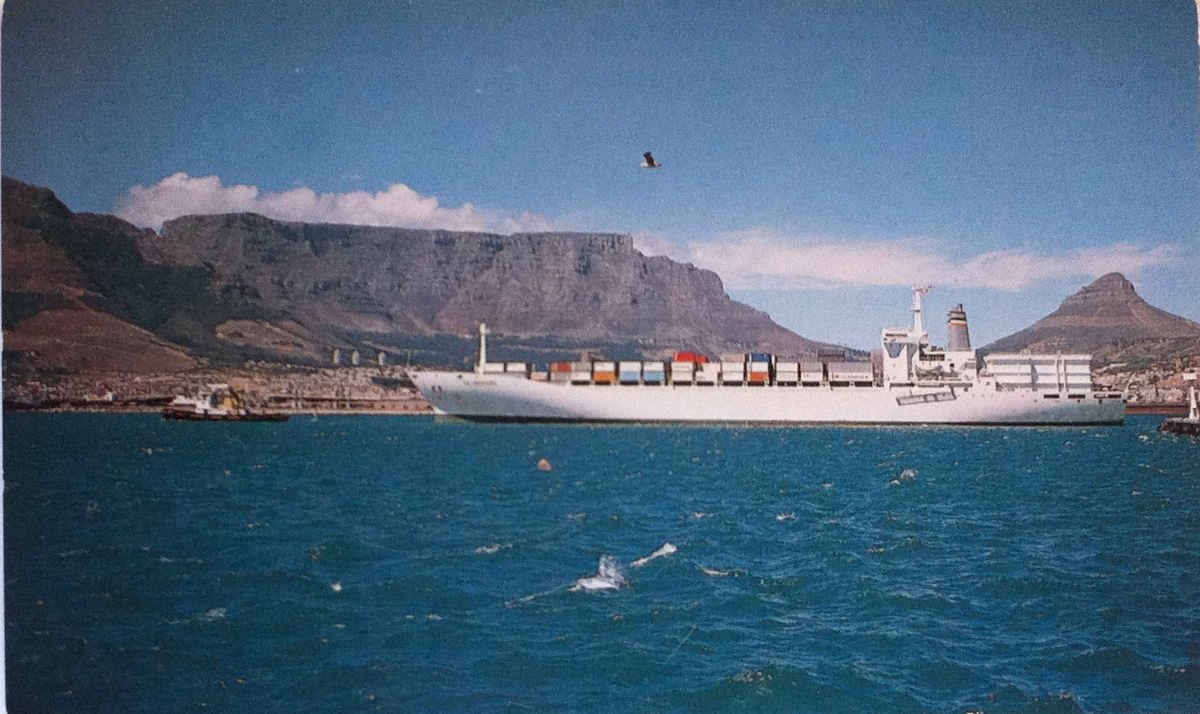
4;413;1199;713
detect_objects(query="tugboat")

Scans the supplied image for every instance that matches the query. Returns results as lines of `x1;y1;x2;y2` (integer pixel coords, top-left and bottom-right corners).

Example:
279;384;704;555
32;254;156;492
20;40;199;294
162;383;289;422
1158;373;1199;436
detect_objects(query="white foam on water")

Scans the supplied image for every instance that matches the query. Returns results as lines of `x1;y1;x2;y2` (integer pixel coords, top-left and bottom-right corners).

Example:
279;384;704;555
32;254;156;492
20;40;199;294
474;543;511;554
570;554;628;592
631;542;677;568
511;541;678;605
505;583;570;608
699;566;737;577
689;511;714;519
175;607;227;624
775;512;795;521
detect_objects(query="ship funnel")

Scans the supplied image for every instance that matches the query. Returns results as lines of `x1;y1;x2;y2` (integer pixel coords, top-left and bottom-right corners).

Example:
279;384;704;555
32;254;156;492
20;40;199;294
946;304;971;350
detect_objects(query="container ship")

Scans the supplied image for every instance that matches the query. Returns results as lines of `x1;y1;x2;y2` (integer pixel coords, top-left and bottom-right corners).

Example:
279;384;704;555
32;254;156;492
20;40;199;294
408;287;1125;425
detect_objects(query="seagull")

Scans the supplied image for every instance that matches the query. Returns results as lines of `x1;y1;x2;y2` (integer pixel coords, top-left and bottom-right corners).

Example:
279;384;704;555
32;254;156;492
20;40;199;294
641;151;661;169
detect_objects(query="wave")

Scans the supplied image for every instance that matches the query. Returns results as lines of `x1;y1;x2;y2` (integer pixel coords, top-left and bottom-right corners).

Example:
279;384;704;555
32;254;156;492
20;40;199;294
570;554;628;592
630;542;676;567
674;663;926;712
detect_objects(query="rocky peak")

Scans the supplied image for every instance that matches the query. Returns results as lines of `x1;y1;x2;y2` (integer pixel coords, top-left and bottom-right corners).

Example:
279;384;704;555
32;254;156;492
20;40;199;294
1059;272;1139;309
983;273;1200;356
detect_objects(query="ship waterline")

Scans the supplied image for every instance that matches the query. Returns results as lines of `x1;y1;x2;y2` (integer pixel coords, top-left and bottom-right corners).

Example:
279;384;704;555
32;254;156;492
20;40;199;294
410;287;1125;426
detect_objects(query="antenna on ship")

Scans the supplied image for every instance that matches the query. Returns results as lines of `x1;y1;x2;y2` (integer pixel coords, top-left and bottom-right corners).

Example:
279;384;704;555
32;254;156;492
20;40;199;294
476;322;489;374
911;285;932;337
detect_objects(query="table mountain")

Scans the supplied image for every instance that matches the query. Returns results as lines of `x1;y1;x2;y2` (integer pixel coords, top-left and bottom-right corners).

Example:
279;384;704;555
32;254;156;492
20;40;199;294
3;177;844;373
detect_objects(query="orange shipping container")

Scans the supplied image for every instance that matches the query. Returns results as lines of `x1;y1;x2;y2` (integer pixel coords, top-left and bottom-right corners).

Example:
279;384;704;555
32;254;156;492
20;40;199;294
551;362;572;373
593;371;615;384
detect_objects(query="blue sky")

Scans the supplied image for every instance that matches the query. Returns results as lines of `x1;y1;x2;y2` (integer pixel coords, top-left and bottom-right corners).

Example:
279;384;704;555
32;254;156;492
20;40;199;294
4;1;1198;349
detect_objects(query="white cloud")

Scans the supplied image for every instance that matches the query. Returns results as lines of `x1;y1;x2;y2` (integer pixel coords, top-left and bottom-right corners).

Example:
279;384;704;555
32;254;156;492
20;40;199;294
631;230;691;263
646;228;1177;291
117;172;557;234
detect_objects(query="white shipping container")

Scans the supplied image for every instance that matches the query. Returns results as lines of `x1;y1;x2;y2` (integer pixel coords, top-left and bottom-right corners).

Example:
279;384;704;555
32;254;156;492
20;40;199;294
775;364;799;378
720;361;745;377
504;362;528;372
828;362;872;382
800;360;823;381
482;362;506;373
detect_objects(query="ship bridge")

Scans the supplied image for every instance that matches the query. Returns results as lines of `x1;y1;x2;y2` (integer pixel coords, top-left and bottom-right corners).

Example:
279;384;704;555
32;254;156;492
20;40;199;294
881;287;978;387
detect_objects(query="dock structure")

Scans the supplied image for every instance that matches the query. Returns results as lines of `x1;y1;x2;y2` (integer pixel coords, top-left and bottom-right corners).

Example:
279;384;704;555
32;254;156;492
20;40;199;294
1159;373;1199;436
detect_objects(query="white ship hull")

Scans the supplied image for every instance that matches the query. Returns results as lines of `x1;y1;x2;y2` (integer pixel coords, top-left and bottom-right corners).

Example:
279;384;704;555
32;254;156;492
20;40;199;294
409;371;1124;425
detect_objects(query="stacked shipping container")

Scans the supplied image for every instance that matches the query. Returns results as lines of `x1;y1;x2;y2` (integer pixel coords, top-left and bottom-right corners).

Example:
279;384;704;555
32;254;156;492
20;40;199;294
507;355;877;387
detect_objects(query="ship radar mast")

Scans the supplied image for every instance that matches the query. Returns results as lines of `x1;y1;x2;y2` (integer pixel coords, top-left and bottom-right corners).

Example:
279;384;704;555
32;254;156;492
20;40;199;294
911;285;932;338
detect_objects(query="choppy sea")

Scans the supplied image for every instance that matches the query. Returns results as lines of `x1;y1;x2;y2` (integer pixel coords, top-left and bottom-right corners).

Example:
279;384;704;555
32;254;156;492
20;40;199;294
4;413;1199;712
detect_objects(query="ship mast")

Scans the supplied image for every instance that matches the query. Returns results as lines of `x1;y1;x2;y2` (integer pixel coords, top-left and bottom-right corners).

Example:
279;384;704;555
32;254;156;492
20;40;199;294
476;322;489;374
911;285;931;338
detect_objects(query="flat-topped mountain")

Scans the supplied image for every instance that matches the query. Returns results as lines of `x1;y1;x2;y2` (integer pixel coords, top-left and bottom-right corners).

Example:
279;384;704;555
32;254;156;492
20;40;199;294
2;177;844;375
152;212;836;354
983;273;1200;363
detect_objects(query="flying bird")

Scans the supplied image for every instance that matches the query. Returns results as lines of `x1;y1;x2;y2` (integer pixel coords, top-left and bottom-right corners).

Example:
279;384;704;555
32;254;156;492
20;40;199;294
641;151;661;168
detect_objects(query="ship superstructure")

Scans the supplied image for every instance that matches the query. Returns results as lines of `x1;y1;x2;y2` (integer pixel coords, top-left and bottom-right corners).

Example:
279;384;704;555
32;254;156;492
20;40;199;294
409;287;1124;425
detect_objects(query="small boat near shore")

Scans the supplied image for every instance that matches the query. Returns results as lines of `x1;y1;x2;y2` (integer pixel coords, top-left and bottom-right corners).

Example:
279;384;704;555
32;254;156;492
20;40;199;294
1158;373;1198;436
162;383;288;422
